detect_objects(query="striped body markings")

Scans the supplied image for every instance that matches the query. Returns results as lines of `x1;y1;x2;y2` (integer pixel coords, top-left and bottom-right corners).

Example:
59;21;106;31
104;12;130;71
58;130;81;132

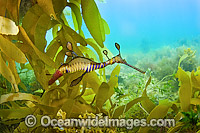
58;57;112;74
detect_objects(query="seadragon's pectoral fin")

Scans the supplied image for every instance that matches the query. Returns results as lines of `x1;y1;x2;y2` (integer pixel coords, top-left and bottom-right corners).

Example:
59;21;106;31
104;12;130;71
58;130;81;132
70;72;87;87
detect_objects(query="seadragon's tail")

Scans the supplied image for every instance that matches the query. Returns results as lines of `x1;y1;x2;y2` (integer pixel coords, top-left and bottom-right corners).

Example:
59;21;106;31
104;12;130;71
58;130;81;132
48;70;63;85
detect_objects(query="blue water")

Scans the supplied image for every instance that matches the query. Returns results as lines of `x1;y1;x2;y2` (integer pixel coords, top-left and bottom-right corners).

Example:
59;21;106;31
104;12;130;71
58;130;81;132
94;0;200;54
46;0;200;55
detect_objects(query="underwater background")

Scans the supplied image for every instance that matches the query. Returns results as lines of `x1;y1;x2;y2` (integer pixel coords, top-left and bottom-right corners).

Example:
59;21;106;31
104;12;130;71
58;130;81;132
93;0;200;81
1;0;200;132
45;0;200;70
46;0;200;53
96;0;200;54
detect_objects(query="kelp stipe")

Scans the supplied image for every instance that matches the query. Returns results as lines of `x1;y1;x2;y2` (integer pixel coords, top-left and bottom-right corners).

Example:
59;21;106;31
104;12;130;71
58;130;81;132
48;42;145;86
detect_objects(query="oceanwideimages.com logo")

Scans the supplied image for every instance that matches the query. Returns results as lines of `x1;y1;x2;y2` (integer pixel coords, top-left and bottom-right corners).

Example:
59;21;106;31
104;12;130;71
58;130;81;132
25;115;175;129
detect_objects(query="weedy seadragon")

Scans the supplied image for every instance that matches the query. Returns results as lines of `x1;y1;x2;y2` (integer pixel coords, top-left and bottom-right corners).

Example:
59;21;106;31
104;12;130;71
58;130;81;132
48;42;145;86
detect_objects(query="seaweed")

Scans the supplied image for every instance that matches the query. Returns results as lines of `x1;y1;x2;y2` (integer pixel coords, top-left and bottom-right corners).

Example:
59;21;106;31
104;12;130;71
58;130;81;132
137;50;200;132
0;0;146;132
